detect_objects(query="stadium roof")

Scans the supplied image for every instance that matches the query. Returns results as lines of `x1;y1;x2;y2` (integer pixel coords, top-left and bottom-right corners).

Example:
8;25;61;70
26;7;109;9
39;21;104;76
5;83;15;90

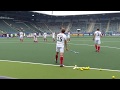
32;11;120;16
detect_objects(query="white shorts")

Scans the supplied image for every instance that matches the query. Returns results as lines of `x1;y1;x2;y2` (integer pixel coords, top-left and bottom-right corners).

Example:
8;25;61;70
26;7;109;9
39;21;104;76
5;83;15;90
67;36;70;39
52;36;55;39
34;36;37;41
44;36;46;38
20;35;23;39
94;40;101;44
56;46;64;53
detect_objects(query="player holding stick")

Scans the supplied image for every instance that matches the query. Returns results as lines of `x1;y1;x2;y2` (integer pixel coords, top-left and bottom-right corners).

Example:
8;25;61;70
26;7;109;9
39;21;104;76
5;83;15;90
55;28;68;67
19;31;24;42
33;32;38;43
93;29;102;52
43;32;47;42
52;32;56;42
67;31;70;42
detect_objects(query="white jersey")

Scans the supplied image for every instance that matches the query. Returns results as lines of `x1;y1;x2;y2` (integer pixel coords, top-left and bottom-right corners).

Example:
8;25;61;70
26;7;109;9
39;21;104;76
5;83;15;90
11;34;13;37
20;32;23;37
67;32;70;38
43;33;47;38
94;31;102;40
33;33;37;38
52;32;55;38
56;33;67;47
33;33;37;41
34;33;37;37
7;34;9;37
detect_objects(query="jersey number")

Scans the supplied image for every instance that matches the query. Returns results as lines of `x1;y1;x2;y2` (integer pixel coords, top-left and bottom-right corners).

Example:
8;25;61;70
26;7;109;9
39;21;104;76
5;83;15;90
57;37;63;42
97;32;100;36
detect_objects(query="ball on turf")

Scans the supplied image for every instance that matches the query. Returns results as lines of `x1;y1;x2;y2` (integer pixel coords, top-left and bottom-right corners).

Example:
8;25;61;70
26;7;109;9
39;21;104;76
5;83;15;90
80;68;83;71
82;67;85;70
85;67;88;70
112;76;115;79
87;66;90;70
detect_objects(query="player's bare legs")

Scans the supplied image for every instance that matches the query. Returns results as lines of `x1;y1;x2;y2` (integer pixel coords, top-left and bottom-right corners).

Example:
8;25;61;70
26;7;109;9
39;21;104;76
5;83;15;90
53;38;55;42
97;44;100;52
44;38;45;42
34;39;38;43
60;53;64;67
55;52;59;63
44;38;47;42
68;38;70;42
20;39;23;42
95;44;97;52
95;44;100;52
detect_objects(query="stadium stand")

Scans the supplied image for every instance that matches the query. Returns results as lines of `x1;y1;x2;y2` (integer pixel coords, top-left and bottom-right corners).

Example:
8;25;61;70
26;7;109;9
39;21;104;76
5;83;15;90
0;11;120;37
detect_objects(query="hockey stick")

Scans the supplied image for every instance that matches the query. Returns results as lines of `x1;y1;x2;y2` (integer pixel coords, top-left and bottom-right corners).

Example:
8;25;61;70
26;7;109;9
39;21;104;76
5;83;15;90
70;49;79;54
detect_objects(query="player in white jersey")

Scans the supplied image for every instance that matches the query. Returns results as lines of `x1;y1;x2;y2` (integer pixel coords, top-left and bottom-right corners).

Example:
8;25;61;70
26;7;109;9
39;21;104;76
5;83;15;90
43;32;47;42
33;33;38;43
19;31;24;42
67;31;70;42
55;28;68;67
52;32;55;42
6;33;9;38
93;29;102;52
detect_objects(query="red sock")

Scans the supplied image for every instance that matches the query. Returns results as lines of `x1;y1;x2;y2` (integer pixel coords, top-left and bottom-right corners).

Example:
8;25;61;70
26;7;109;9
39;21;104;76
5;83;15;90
98;46;100;51
95;45;97;49
56;55;58;60
60;56;63;65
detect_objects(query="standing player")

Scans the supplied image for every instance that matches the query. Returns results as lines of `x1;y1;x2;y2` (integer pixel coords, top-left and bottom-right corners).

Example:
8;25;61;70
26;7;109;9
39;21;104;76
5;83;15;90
33;32;38;43
93;29;102;52
19;31;24;42
52;32;55;42
6;33;9;38
43;32;47;42
55;28;68;67
67;31;70;42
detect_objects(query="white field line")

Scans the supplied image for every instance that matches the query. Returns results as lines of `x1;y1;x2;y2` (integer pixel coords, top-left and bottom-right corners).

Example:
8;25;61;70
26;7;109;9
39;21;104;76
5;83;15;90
69;43;120;50
38;41;120;50
0;59;120;72
0;76;17;79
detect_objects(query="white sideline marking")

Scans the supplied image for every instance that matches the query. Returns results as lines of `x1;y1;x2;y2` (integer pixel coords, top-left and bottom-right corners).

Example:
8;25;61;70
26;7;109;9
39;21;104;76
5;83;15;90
71;40;120;42
1;41;120;50
0;76;16;79
0;59;120;72
34;41;120;50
